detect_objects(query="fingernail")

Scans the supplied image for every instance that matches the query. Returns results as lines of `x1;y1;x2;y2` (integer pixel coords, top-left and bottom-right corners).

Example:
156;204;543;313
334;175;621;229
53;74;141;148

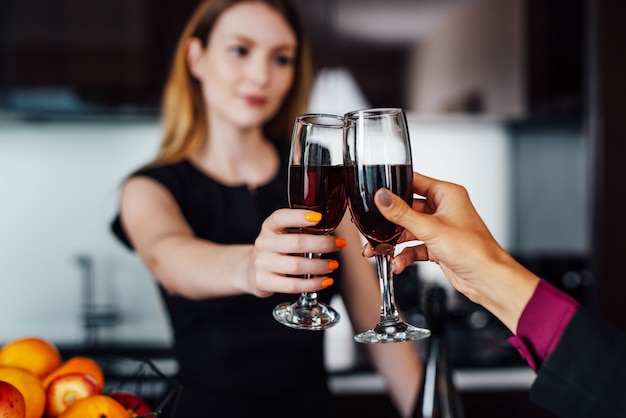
328;260;339;270
377;189;393;208
335;237;347;248
305;212;322;222
321;278;334;288
391;261;398;273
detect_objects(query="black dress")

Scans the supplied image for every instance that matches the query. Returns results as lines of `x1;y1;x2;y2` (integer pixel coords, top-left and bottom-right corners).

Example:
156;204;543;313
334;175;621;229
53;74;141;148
111;144;339;417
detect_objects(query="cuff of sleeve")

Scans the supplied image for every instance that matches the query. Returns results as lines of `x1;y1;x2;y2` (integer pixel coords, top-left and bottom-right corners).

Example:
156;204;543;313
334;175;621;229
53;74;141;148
507;279;579;372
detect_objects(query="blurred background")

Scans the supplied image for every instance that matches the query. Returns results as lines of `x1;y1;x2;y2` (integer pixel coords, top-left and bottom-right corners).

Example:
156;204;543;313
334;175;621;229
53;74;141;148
1;0;623;416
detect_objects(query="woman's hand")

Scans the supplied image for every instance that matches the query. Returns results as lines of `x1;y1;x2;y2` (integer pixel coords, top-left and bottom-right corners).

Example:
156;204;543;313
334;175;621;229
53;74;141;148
245;208;345;298
122;177;345;300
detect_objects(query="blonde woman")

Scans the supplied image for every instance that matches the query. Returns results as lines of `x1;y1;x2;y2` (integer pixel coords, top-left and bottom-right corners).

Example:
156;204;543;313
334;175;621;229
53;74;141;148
112;0;420;416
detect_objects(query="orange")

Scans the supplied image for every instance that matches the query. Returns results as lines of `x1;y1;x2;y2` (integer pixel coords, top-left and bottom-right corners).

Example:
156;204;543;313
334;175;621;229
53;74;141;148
0;367;45;418
59;395;129;418
0;337;62;379
43;356;105;390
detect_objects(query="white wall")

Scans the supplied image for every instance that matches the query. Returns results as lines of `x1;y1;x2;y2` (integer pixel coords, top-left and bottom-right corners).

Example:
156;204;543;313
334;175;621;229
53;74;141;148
0;119;172;345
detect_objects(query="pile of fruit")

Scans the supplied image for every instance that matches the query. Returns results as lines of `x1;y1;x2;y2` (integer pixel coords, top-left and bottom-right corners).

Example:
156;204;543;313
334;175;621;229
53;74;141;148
0;336;154;418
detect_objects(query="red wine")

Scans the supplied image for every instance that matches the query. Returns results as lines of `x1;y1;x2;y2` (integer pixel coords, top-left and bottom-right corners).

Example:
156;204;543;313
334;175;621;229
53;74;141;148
289;165;347;234
345;163;412;246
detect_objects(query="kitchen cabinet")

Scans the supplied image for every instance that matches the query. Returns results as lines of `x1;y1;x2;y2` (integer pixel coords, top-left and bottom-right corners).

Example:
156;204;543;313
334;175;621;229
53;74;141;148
590;0;626;331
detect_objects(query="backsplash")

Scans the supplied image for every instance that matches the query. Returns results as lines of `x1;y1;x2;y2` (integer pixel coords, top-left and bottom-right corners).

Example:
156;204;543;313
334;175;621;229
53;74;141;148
0;118;172;345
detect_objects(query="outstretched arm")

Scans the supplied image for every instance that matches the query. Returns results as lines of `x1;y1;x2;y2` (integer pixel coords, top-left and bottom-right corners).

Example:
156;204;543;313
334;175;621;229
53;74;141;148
120;176;342;299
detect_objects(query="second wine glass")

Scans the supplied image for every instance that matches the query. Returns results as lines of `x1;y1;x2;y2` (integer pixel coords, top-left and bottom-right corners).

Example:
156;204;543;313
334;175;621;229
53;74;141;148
273;114;346;330
344;108;431;343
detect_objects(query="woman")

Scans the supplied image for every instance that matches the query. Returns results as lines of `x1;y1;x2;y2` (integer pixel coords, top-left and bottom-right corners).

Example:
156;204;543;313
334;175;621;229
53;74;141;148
111;0;420;416
365;172;626;418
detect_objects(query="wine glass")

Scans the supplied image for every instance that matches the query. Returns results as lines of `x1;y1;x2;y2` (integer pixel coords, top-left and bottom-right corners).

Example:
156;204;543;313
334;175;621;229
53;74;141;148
273;113;347;330
343;108;431;343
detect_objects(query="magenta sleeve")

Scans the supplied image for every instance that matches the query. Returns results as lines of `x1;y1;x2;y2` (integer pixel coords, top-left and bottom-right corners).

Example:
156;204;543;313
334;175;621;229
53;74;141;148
507;279;579;372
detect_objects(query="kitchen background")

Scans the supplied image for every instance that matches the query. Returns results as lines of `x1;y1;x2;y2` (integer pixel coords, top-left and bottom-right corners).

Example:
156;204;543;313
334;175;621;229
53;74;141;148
0;0;600;415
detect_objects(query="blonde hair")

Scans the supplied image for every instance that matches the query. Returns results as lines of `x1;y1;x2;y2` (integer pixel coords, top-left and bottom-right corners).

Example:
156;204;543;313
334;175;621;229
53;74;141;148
153;0;312;166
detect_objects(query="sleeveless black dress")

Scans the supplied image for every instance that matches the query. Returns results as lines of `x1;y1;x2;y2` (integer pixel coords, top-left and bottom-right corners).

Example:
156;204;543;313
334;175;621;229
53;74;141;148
111;144;339;417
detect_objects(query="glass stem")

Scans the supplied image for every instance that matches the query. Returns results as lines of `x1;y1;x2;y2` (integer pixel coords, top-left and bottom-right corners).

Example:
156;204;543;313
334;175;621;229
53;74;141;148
375;253;400;325
298;252;319;308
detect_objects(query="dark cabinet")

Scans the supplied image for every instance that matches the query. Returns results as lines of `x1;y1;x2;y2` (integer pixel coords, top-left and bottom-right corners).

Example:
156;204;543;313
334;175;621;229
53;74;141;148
590;0;626;332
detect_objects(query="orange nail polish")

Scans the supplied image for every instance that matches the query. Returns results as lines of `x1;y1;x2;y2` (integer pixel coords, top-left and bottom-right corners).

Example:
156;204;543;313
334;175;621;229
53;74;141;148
335;237;347;248
321;278;334;288
328;260;339;270
305;212;322;222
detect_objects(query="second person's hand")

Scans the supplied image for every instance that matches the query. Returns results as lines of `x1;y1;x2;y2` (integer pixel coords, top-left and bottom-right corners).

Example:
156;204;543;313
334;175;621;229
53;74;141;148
362;172;503;289
362;172;539;332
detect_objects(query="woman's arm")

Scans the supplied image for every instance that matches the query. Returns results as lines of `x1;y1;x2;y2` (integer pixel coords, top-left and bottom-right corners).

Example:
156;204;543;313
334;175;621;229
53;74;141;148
119;176;342;299
335;215;422;418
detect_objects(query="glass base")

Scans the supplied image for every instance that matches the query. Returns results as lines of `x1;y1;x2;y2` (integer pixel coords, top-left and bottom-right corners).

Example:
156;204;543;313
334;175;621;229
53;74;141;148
354;320;431;343
273;301;340;331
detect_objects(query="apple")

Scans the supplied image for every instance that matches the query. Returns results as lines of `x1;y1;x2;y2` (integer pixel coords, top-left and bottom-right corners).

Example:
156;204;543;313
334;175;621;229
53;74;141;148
109;390;152;417
0;380;26;418
45;372;100;417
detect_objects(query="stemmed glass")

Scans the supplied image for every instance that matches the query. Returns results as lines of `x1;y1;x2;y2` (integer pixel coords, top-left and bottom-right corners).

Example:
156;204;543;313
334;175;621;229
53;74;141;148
273;114;347;330
343;108;431;343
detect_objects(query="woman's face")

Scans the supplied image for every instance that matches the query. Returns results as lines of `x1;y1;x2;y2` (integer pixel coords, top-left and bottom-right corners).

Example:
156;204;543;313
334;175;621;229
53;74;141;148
189;2;297;133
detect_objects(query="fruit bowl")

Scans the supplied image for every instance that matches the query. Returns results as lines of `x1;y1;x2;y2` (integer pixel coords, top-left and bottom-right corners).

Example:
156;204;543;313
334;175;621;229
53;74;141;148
95;355;181;417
